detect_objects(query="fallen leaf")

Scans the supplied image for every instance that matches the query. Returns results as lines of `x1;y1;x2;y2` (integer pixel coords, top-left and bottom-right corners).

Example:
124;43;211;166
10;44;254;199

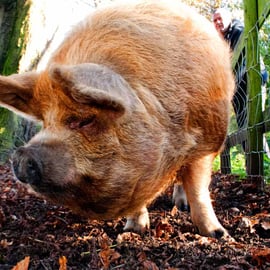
198;236;213;245
59;256;67;270
0;239;13;248
99;248;121;270
137;251;147;261
170;205;178;216
116;232;142;244
250;247;270;267
142;260;159;270
238;216;257;233
228;241;246;249
261;221;270;230
12;256;30;270
155;219;173;238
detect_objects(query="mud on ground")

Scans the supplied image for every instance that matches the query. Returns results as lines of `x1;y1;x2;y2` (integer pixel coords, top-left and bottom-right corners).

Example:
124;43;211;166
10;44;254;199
0;164;269;269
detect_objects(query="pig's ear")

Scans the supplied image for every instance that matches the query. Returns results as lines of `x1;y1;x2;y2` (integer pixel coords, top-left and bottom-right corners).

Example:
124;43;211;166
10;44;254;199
50;63;141;118
0;72;40;119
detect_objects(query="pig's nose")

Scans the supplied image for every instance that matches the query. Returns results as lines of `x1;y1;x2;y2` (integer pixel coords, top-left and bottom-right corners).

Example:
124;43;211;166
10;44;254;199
12;147;43;186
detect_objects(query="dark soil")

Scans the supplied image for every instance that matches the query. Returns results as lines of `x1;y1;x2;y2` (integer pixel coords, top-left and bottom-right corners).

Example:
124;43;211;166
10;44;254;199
0;163;269;270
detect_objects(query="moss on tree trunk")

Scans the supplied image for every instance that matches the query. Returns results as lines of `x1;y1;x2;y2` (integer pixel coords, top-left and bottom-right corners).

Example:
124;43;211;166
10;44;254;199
0;110;18;161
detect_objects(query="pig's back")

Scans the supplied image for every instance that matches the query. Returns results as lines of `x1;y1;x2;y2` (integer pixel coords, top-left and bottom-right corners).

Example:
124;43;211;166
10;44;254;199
51;1;233;97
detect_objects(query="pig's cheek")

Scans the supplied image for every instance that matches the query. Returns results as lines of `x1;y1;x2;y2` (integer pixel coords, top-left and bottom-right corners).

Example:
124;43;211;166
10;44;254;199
34;159;78;194
60;167;78;185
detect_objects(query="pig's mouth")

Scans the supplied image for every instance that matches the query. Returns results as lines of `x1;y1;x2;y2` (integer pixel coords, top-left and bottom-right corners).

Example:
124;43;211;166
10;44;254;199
33;178;109;214
12;158;119;218
30;178;120;219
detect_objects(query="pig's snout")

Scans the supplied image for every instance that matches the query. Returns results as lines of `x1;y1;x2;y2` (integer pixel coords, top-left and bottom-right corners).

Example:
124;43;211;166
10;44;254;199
12;147;43;186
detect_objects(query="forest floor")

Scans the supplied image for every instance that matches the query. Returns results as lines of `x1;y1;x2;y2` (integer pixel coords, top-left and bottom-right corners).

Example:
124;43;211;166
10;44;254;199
0;163;269;270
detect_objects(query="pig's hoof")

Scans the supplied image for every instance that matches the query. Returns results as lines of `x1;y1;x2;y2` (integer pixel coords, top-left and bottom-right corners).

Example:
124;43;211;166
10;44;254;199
124;208;150;233
179;203;190;212
209;228;233;241
213;228;226;239
172;184;189;211
172;196;189;212
216;230;235;242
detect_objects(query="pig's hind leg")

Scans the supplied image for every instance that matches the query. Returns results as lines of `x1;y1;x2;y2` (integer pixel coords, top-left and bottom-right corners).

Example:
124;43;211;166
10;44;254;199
124;206;150;233
172;183;189;211
181;153;228;238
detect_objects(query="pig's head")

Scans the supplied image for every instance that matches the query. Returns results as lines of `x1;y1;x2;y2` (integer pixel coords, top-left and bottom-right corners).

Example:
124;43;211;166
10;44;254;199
0;63;166;219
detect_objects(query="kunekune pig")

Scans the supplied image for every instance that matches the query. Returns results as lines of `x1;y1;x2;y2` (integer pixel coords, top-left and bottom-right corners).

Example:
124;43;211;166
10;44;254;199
0;0;234;238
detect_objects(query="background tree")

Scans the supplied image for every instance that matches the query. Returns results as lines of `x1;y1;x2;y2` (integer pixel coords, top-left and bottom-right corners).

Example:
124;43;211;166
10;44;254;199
0;0;31;163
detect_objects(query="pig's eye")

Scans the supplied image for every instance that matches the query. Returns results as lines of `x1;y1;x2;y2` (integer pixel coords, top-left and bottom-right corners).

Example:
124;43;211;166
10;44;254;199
78;117;96;128
66;115;96;130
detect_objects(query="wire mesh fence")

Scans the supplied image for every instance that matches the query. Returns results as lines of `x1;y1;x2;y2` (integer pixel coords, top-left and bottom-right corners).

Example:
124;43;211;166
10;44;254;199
220;0;270;185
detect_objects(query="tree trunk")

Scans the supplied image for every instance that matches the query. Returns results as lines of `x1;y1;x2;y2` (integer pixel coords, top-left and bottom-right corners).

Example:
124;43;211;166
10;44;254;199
0;0;31;163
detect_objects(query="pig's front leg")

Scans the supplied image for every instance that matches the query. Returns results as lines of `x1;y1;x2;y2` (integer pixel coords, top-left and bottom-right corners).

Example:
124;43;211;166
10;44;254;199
124;206;150;233
182;154;228;238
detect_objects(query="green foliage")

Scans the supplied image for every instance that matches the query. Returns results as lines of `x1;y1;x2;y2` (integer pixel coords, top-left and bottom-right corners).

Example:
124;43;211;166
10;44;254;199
260;17;270;91
0;108;17;162
181;0;243;20
213;145;270;183
212;155;221;172
230;146;246;178
264;154;270;183
265;132;270;183
212;146;246;178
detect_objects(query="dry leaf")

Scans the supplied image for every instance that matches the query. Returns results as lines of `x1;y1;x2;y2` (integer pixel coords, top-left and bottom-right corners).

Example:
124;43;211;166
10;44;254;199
170;205;178;216
229;241;246;249
59;256;67;270
0;239;13;248
261;221;270;230
198;236;212;245
137;251;147;261
251;247;270;267
142;260;159;270
137;251;159;270
155;219;173;238
99;248;121;270
116;232;142;244
12;256;30;270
